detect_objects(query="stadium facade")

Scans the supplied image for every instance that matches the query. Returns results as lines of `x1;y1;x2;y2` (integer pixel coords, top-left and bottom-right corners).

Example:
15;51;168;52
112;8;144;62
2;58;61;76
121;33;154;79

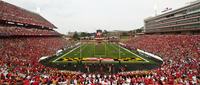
144;1;200;34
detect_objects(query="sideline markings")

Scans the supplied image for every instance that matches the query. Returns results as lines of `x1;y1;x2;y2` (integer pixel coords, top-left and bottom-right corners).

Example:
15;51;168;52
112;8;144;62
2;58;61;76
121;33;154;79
53;45;82;62
53;43;149;62
118;45;149;62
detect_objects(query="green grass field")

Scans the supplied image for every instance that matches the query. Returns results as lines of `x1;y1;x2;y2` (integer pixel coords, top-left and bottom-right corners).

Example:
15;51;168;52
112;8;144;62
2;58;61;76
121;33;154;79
53;42;149;63
40;42;162;72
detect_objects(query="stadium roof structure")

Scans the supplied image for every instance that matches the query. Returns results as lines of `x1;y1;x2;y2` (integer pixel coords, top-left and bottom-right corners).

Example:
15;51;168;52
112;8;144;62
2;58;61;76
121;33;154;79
0;1;56;29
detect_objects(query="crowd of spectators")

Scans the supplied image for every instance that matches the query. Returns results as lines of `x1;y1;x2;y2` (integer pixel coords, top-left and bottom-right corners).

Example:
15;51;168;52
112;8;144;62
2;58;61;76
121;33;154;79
0;34;199;84
0;1;199;84
0;1;56;28
0;26;60;36
123;35;200;84
0;36;69;85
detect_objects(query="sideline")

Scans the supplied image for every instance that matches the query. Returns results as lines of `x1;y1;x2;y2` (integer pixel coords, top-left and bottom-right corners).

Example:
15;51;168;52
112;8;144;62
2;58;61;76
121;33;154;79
53;45;82;62
108;43;149;62
118;45;149;62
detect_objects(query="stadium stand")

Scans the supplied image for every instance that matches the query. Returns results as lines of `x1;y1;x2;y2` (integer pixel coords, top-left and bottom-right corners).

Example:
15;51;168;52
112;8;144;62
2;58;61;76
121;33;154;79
0;0;199;84
123;35;200;84
0;1;69;84
0;35;199;84
0;1;56;29
0;26;60;36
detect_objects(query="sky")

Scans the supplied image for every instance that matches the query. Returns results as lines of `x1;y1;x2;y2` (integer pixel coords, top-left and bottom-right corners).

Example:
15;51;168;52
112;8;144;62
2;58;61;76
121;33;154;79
4;0;193;34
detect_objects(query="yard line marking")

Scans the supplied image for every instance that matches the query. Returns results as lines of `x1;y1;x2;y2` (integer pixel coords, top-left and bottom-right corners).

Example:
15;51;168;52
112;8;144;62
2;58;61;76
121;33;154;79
53;45;83;62
79;44;88;52
109;43;118;51
94;43;106;57
118;45;149;62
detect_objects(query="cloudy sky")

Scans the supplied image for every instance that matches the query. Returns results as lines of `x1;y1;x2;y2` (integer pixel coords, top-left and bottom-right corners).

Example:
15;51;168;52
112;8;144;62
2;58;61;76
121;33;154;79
4;0;193;34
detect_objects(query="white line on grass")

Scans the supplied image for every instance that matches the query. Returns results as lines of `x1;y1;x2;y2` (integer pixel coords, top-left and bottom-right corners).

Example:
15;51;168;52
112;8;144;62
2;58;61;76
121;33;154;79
53;45;82;62
118;45;149;62
100;43;149;62
108;43;118;51
94;43;106;57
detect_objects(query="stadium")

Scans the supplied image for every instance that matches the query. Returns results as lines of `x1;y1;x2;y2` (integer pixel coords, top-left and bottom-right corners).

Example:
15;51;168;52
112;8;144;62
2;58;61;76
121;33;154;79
0;0;199;84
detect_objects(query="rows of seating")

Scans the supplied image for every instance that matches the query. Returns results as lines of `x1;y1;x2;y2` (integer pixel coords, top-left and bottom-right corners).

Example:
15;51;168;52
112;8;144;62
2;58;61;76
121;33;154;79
0;34;199;84
0;26;60;36
0;37;68;84
123;35;200;84
0;1;55;28
0;1;199;83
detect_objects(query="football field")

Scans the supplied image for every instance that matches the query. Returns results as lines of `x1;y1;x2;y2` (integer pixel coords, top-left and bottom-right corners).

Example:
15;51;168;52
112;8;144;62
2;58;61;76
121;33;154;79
53;42;149;63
